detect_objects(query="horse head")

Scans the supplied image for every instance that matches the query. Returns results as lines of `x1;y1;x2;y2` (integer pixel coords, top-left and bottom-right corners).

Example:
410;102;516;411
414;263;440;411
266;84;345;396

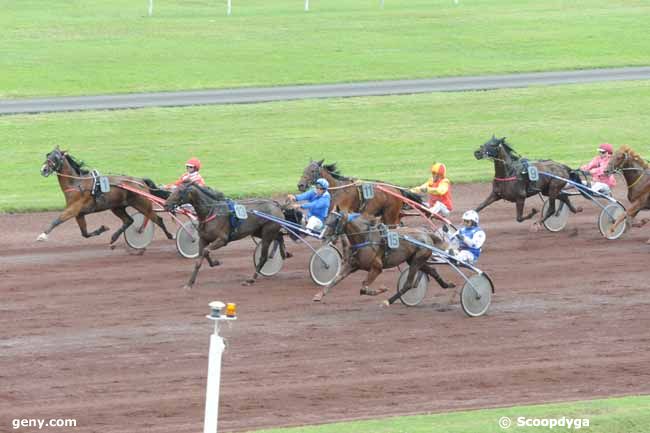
322;207;347;239
474;135;507;160
164;182;196;211
605;146;629;175
297;159;324;192
41;145;65;177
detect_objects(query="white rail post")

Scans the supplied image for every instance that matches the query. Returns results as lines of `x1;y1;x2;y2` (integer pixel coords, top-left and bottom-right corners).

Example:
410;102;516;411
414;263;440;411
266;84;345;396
227;0;232;16
148;0;153;16
304;0;309;12
203;301;237;433
380;0;384;9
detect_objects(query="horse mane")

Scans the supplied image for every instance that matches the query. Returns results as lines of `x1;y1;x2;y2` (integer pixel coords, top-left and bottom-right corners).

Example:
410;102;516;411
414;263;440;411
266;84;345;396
500;139;521;160
192;183;226;201
64;154;90;175
619;145;649;168
321;162;354;181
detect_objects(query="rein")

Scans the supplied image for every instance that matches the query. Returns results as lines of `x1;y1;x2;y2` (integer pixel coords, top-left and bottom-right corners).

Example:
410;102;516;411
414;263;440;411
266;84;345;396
494;176;517;182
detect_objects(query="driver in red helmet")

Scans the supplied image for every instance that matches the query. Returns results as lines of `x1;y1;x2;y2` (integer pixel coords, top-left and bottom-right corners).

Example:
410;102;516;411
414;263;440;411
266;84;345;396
165;157;206;190
580;143;616;195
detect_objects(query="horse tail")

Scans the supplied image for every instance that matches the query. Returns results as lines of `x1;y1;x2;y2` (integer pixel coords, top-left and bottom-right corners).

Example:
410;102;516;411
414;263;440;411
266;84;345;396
400;189;423;205
143;178;170;199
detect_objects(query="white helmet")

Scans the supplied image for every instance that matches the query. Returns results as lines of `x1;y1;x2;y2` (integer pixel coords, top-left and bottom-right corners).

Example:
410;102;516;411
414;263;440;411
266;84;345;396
462;210;479;225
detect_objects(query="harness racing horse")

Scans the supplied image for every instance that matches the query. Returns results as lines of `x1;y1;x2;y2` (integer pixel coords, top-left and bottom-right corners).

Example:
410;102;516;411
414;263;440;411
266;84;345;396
313;210;454;302
38;146;174;247
473;136;582;228
164;182;290;288
297;160;423;225
605;145;650;243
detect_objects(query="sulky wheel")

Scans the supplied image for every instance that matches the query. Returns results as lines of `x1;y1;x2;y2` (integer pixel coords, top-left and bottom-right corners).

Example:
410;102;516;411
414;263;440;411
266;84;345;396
460;274;493;317
541;199;569;232
124;209;155;249
176;220;199;259
396;267;429;306
598;203;627;240
253;239;285;277
309;245;342;286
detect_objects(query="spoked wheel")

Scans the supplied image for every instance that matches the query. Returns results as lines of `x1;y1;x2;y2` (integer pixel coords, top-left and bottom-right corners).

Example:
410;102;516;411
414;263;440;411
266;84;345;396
598;203;627;240
124;210;155;249
253;240;285;277
396;268;429;307
309;245;342;286
460;274;493;317
541;199;569;232
176;220;199;259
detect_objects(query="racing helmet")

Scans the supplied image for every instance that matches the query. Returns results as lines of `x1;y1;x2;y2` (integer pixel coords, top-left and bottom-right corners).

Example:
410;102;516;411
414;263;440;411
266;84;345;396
315;178;329;190
431;162;446;177
462;209;479;225
186;157;201;170
598;143;613;154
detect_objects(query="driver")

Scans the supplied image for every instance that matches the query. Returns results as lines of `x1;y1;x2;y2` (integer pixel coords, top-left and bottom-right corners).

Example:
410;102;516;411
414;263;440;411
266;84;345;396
287;178;331;233
409;162;453;217
164;157;206;190
450;210;486;264
580;143;616;195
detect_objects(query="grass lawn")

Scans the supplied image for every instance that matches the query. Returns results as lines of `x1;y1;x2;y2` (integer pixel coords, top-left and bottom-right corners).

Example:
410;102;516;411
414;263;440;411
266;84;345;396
2;80;649;213
246;395;650;433
1;0;649;97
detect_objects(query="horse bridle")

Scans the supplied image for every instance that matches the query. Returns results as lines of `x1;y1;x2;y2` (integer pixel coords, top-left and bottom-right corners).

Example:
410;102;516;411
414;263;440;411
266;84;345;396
44;149;64;173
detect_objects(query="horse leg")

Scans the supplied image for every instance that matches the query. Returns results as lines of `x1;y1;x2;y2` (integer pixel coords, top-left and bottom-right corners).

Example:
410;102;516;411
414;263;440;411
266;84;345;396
75;215;110;238
608;201;644;235
185;238;225;289
313;262;355;302
108;207;134;247
133;200;174;240
421;262;455;289
474;191;500;213
516;198;537;223
37;201;90;241
559;192;582;214
276;233;292;259
385;263;421;305
360;258;387;296
245;236;272;285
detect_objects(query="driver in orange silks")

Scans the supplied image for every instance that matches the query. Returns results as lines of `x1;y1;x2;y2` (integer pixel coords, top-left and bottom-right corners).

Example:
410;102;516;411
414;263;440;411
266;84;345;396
165;157;206;190
409;162;453;217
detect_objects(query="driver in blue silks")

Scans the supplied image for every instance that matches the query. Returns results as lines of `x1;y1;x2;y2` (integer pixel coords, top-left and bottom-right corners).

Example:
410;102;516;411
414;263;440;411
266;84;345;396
287;178;331;233
450;210;486;264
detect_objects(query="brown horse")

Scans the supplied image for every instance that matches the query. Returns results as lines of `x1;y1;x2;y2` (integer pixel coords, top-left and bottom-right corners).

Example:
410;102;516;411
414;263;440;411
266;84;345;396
605;145;650;243
38;146;174;246
164;182;290;288
297;160;423;225
473;136;582;227
313;210;454;302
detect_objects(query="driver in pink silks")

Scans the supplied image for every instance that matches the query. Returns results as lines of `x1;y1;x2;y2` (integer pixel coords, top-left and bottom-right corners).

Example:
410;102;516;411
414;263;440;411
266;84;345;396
580;143;616;196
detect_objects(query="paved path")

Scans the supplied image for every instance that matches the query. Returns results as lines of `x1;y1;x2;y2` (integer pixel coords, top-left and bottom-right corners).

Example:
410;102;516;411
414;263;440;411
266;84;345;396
2;66;649;115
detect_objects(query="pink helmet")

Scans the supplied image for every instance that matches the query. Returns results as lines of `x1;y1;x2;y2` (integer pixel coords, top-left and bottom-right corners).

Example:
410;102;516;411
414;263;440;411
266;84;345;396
186;157;201;170
598;143;613;154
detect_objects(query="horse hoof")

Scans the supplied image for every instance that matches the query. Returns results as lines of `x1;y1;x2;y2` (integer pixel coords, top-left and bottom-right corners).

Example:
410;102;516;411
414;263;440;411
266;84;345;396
360;288;388;296
312;292;323;302
529;223;540;233
381;300;390;307
36;233;48;242
100;225;110;232
242;279;255;286
444;282;456;289
182;284;192;290
576;206;584;213
109;244;117;250
285;252;294;259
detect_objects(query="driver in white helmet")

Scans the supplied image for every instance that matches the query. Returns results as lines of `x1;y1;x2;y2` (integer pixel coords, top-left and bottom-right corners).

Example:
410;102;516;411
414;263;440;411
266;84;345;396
450;210;486;264
287;178;331;233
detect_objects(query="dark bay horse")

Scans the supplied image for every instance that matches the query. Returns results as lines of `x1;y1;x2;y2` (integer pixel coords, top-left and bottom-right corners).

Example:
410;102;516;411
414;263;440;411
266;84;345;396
605;145;650;243
297;160;423;225
38;146;174;246
473;136;581;227
314;210;454;302
164;183;289;288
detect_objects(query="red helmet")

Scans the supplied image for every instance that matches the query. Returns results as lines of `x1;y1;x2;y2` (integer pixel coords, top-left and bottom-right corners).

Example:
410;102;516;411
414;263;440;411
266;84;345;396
186;157;201;170
598;143;613;154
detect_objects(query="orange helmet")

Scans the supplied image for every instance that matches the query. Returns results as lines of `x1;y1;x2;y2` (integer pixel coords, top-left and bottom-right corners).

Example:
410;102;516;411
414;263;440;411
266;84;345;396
186;157;201;170
431;162;446;177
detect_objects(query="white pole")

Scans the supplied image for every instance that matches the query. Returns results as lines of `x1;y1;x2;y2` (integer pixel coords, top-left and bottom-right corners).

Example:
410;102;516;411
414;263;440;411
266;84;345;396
227;0;232;16
304;0;309;12
203;321;225;433
148;0;153;16
380;0;384;9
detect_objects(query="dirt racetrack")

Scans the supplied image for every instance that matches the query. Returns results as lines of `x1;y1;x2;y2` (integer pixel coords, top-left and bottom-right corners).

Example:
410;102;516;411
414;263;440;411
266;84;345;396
1;182;649;433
